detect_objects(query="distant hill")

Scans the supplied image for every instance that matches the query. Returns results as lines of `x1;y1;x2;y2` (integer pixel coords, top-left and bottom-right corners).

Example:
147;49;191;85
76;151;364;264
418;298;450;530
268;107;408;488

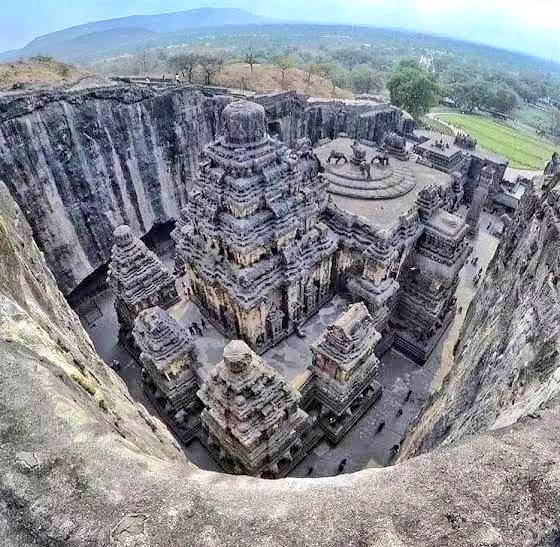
0;8;277;62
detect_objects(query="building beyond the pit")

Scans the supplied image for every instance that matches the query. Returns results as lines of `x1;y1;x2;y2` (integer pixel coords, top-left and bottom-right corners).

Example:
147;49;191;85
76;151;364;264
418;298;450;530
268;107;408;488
111;97;503;477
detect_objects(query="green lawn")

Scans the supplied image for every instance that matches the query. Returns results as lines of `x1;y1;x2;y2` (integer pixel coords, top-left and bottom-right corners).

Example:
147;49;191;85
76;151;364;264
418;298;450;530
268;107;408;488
421;116;455;136
436;112;559;170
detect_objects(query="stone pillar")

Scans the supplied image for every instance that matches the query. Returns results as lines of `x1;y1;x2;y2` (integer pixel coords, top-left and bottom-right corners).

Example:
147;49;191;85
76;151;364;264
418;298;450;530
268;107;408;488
466;165;492;239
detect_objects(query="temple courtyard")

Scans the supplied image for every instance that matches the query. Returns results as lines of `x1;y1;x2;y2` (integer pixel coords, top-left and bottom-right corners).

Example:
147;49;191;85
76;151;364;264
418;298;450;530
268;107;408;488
71;210;500;477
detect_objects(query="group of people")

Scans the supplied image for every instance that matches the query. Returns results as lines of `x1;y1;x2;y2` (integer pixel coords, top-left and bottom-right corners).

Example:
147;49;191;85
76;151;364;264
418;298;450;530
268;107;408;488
304;388;416;478
188;318;207;338
468;255;484;286
143;73;183;85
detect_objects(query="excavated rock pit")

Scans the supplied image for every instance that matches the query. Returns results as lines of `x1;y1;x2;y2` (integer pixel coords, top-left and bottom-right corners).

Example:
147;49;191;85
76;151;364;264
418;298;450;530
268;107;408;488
1;84;560;545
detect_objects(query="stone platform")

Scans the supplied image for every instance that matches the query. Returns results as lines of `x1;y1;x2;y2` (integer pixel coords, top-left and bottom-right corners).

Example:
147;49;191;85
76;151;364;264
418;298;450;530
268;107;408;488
315;138;416;199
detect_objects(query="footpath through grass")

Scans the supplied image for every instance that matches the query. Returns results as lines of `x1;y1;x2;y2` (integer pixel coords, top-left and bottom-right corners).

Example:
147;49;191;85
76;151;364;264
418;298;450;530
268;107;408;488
437;112;559;170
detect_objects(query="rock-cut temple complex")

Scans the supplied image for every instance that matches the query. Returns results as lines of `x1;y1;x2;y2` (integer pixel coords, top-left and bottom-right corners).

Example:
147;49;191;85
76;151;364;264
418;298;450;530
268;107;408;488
173;100;337;353
108;98;502;477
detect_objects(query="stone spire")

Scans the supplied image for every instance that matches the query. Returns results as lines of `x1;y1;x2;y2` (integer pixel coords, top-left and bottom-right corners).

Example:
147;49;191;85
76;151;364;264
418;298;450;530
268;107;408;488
308;303;383;442
198;340;311;478
107;225;178;353
133;306;201;442
174;99;337;352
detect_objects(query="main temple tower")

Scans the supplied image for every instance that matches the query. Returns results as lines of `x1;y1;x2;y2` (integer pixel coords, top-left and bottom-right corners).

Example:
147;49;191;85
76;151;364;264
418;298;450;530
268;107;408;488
174;100;338;352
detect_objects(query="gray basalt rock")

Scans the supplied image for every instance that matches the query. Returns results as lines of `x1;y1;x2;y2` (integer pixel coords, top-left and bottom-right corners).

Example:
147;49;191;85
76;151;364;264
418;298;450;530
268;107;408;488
400;183;560;459
1;179;560;546
0;86;224;294
0;87;404;295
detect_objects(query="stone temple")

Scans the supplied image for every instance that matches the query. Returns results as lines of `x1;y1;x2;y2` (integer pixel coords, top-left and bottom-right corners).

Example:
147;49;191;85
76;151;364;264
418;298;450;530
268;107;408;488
4;74;559;545
107;225;178;355
173;100;337;352
198;340;312;478
305;302;383;442
107;97;492;477
133;306;201;443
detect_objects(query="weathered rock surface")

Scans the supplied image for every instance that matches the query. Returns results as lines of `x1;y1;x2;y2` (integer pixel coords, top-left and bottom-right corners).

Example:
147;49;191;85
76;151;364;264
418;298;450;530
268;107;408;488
2;176;560;544
0;86;227;294
400;183;560;459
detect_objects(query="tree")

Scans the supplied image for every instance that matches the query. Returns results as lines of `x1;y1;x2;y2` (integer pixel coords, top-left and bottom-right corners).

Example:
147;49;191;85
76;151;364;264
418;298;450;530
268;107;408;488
491;86;519;114
304;63;321;89
319;62;348;97
245;45;261;73
273;55;296;85
169;52;200;83
350;65;381;94
134;44;157;75
388;65;440;119
199;52;224;85
451;81;493;112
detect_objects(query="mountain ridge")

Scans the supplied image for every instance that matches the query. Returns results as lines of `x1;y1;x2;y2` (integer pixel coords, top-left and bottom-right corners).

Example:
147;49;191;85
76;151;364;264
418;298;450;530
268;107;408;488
0;7;278;62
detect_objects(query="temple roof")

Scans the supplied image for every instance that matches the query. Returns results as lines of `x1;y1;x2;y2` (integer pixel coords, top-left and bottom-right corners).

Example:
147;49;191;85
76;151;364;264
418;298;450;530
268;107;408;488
133;306;194;375
107;225;175;306
198;341;301;448
311;303;381;371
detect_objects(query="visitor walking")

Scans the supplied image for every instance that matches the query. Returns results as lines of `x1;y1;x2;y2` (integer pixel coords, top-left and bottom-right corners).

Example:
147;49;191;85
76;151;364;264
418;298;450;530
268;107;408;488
337;458;347;474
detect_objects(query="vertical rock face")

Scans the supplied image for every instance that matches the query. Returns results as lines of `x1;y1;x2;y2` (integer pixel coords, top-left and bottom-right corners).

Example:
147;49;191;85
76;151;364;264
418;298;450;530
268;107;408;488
400;184;560;458
0;87;225;294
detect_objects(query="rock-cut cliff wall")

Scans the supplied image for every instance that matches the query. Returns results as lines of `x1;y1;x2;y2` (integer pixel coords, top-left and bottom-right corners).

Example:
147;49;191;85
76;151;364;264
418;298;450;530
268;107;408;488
0;86;403;294
0;86;229;294
400;181;560;459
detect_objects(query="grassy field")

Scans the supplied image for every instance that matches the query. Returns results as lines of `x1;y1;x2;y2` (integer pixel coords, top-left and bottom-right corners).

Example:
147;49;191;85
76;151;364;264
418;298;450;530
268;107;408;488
437;112;559;170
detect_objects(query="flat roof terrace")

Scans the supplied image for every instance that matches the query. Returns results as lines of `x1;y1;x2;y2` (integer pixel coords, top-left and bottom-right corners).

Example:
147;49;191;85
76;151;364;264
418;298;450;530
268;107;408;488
315;137;452;229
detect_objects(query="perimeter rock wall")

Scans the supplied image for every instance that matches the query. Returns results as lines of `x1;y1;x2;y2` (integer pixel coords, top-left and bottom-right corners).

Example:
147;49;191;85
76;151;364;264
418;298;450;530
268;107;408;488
1;178;560;546
0;86;228;293
400;181;560;460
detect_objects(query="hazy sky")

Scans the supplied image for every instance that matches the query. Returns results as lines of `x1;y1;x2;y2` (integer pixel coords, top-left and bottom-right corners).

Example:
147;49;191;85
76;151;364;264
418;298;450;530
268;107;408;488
2;0;560;61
